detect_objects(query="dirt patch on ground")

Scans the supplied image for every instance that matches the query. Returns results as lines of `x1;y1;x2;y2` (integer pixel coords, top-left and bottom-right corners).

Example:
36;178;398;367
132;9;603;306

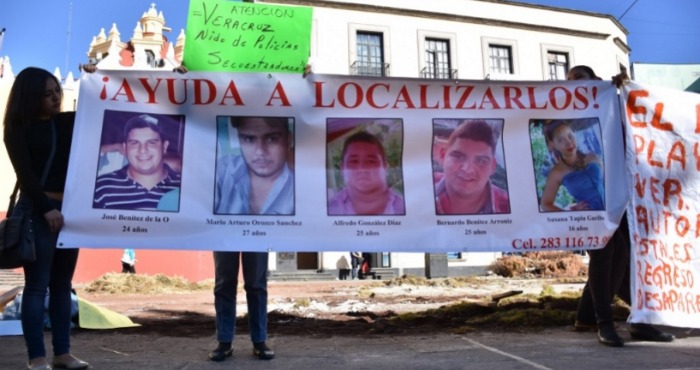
488;252;587;278
69;253;616;339
75;272;624;340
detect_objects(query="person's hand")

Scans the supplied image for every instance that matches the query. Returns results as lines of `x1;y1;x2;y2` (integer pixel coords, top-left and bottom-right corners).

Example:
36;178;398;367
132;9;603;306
612;71;630;88
79;64;98;74
303;64;313;78
569;201;590;211
173;65;188;74
43;209;64;233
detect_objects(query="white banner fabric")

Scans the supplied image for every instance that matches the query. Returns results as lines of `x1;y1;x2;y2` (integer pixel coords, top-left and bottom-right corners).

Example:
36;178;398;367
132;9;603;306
623;81;700;328
58;71;627;252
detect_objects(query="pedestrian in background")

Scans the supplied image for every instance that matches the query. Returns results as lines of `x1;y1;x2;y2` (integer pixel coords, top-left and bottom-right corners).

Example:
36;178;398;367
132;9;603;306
121;249;136;274
350;252;363;280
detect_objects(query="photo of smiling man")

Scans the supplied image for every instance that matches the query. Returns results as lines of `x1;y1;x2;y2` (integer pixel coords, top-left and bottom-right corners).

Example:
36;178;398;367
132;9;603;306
432;119;510;215
93;111;184;211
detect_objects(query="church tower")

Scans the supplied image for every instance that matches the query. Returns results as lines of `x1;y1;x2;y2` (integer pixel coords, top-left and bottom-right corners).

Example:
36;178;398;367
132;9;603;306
86;3;183;70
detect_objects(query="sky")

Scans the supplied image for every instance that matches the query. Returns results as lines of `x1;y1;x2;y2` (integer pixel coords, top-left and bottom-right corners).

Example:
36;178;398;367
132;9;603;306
0;0;698;77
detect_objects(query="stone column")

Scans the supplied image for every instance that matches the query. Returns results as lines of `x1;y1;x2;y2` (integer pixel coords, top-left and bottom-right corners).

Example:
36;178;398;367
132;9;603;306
424;253;448;279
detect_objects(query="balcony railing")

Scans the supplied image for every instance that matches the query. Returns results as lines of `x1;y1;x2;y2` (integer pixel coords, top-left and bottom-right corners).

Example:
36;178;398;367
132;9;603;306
350;61;390;77
420;67;458;79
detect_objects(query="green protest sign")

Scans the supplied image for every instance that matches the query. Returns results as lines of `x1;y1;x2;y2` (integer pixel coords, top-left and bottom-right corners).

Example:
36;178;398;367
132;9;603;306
184;0;312;73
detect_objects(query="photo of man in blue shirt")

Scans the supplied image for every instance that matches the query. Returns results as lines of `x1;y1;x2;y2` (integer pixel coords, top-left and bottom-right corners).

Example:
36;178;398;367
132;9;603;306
214;116;294;215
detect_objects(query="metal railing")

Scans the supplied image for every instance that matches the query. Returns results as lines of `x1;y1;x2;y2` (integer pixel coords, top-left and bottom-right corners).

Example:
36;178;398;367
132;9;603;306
420;67;458;79
350;61;390;77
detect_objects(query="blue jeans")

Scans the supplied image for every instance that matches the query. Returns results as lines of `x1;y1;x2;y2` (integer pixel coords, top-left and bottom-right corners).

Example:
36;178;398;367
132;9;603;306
351;254;362;279
213;251;268;344
20;199;79;360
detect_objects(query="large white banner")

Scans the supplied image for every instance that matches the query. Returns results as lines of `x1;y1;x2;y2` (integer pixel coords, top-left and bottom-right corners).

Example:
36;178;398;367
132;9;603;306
623;81;700;328
59;71;626;252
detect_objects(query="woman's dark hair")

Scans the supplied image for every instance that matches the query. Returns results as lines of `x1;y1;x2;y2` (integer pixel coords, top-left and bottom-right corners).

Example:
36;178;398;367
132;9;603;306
543;119;584;162
569;65;600;80
3;67;61;131
543;119;572;143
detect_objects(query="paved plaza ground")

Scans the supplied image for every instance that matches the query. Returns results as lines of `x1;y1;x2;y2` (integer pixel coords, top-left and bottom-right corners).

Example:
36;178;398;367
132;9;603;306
1;277;698;369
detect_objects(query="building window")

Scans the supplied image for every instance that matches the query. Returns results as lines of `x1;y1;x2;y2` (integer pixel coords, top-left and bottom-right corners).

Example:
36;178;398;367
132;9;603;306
362;252;391;268
380;252;391;267
447;252;462;260
547;52;569;80
355;31;385;76
489;45;513;75
424;38;452;79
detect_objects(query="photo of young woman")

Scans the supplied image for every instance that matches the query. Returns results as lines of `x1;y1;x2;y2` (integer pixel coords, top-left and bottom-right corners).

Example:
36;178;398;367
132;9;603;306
530;117;605;212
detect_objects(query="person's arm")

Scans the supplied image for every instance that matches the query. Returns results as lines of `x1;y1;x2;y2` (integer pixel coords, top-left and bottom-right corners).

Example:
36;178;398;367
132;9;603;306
5;122;68;232
540;169;565;212
612;71;630;88
173;60;188;74
303;64;313;78
3;124;55;215
79;63;98;74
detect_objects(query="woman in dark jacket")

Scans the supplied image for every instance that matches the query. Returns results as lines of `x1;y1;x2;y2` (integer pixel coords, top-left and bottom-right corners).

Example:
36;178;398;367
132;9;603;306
4;67;91;370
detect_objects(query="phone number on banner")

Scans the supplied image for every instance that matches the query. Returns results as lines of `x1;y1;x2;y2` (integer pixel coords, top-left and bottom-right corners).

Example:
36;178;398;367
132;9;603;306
511;235;610;250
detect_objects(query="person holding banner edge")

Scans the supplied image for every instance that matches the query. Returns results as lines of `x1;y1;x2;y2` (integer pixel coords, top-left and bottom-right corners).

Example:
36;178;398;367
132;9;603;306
210;115;294;361
174;61;311;363
567;65;674;347
3;66;95;370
